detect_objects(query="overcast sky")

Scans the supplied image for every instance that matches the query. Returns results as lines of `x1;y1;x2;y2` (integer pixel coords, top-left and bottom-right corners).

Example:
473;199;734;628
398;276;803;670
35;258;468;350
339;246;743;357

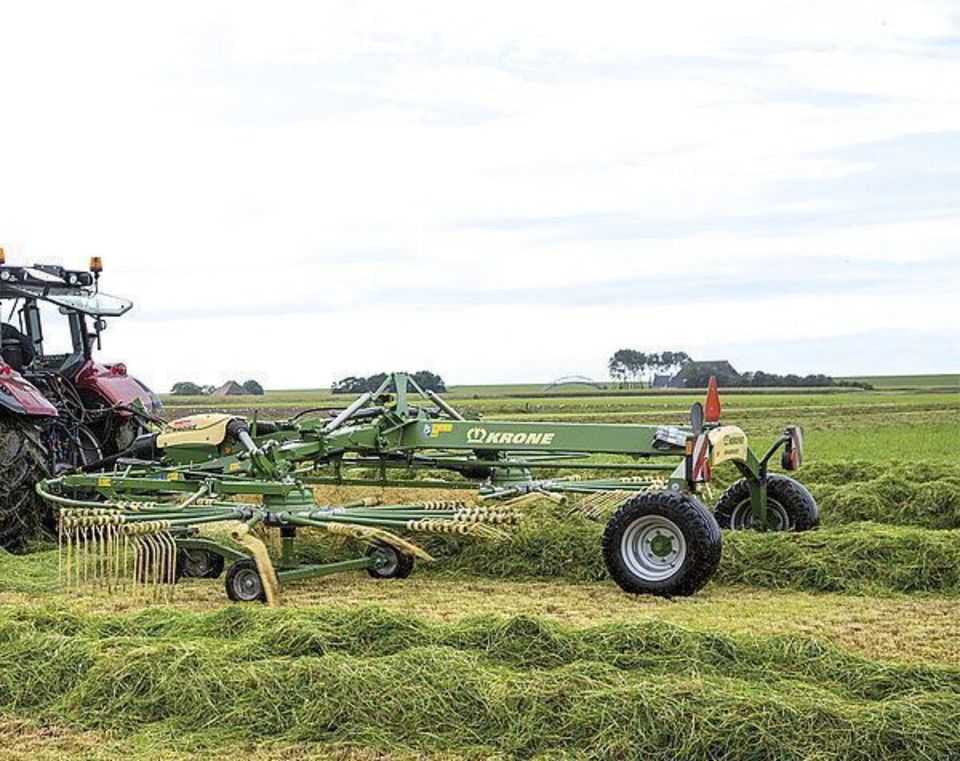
0;1;958;390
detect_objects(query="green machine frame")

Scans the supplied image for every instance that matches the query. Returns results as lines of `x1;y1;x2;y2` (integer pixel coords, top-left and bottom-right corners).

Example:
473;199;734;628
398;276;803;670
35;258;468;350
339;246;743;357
38;372;808;601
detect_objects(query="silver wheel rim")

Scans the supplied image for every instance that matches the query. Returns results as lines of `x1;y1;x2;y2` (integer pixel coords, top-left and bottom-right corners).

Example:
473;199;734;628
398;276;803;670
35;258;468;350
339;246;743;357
620;515;687;582
233;568;262;600
730;498;791;530
372;547;399;576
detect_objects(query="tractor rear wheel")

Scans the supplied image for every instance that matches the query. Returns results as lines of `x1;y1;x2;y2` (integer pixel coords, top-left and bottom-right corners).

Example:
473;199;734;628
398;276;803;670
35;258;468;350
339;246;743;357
0;415;52;553
602;491;721;597
714;475;819;531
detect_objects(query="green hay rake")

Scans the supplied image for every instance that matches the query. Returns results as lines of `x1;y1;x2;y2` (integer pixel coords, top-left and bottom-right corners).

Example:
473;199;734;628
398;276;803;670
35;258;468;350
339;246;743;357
37;372;818;603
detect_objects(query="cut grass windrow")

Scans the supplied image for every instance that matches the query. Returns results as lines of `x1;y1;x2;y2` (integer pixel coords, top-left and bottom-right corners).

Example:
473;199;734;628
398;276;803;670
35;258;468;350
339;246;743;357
7;512;960;598
2;605;960;759
793;461;960;530
708;461;960;530
425;510;960;595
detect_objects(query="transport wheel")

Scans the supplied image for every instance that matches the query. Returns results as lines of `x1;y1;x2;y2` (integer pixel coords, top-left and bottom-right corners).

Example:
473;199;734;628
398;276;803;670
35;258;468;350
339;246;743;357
366;542;415;579
177;548;225;579
602;491;721;597
225;558;267;603
0;415;53;553
714;475;819;531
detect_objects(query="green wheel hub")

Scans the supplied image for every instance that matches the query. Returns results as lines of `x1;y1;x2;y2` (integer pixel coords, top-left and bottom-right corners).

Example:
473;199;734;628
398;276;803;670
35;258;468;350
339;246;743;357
650;534;675;558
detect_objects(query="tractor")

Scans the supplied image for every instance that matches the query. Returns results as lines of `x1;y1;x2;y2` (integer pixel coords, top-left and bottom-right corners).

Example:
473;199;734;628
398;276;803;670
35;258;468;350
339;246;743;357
0;250;161;551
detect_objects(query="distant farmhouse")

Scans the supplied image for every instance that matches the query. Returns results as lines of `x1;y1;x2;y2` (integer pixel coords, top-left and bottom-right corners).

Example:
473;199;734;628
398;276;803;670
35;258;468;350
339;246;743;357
210;380;251;397
653;360;740;389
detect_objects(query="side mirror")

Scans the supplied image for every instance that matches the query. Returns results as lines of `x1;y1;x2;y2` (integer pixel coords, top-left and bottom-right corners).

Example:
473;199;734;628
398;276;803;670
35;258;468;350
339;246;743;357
780;425;804;471
689;402;704;434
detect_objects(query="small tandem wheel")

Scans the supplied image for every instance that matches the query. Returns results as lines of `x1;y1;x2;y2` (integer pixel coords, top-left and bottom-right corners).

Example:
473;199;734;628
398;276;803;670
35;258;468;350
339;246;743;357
366;542;415;580
223;542;417;604
714;475;819;531
224;558;266;603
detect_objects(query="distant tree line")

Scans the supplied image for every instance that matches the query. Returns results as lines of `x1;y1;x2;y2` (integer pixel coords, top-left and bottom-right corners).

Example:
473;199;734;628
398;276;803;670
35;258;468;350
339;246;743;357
332;370;447;395
608;350;690;385
682;367;872;390
607;349;872;390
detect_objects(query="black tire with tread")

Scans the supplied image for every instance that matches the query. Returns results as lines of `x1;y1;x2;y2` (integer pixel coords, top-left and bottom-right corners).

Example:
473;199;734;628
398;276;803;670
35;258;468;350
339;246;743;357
366;542;415;580
602;491;722;597
0;415;52;553
714;474;819;531
177;548;226;579
225;558;267;603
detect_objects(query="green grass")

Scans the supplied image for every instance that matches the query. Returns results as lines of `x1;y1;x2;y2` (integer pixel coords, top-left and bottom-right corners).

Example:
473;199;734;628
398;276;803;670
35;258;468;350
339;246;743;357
418;505;960;595
2;605;960;759
841;374;959;389
806;423;960;462
6;379;960;758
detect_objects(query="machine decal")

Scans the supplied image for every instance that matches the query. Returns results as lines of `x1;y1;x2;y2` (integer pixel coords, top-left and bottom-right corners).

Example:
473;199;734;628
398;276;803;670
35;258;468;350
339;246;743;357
707;426;749;465
428;422;453;438
466;426;556;446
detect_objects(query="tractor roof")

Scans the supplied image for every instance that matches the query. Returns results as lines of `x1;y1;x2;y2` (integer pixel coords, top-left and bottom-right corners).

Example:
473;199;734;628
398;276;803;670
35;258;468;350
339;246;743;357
0;264;131;317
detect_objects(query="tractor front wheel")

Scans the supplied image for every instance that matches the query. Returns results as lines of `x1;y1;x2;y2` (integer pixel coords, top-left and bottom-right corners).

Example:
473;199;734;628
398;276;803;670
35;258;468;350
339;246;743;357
0;415;52;553
366;542;415;580
602;491;722;597
225;558;267;603
714;475;819;531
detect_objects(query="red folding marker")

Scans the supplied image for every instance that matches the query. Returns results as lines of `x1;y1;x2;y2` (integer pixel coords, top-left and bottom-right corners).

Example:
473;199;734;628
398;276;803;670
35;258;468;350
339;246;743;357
704;376;721;423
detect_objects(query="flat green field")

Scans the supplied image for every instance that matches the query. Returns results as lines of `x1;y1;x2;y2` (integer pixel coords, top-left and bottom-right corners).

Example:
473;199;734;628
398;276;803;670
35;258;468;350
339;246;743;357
841;373;959;389
164;385;960;461
2;377;959;759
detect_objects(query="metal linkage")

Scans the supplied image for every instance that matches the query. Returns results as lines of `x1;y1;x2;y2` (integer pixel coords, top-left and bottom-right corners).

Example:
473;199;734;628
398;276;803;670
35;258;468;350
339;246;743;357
38;474;518;605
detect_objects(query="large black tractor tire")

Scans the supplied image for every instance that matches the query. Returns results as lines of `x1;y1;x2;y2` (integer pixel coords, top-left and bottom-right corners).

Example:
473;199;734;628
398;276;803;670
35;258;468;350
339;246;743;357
602;491;722;597
714;474;819;531
0;415;53;553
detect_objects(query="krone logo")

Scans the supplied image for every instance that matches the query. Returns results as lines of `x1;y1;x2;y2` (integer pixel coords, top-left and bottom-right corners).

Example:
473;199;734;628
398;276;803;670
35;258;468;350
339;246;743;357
465;426;555;446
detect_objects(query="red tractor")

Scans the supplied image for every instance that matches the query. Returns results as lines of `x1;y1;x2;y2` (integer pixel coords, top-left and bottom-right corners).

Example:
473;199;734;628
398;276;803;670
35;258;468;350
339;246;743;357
0;251;161;550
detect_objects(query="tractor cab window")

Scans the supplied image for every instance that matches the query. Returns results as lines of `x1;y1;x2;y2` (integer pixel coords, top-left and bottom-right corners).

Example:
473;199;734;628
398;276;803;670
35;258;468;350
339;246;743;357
42;289;131;317
32;300;78;358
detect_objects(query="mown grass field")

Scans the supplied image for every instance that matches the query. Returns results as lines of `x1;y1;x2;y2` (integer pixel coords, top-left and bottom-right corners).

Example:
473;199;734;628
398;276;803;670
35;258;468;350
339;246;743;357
1;375;958;759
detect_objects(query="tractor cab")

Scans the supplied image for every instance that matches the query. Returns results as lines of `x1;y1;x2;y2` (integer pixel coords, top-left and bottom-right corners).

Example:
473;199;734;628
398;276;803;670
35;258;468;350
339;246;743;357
0;251;160;456
0;261;129;376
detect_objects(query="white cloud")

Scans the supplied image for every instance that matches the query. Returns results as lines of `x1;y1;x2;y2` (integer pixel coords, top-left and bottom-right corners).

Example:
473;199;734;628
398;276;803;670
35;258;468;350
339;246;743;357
0;1;957;389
